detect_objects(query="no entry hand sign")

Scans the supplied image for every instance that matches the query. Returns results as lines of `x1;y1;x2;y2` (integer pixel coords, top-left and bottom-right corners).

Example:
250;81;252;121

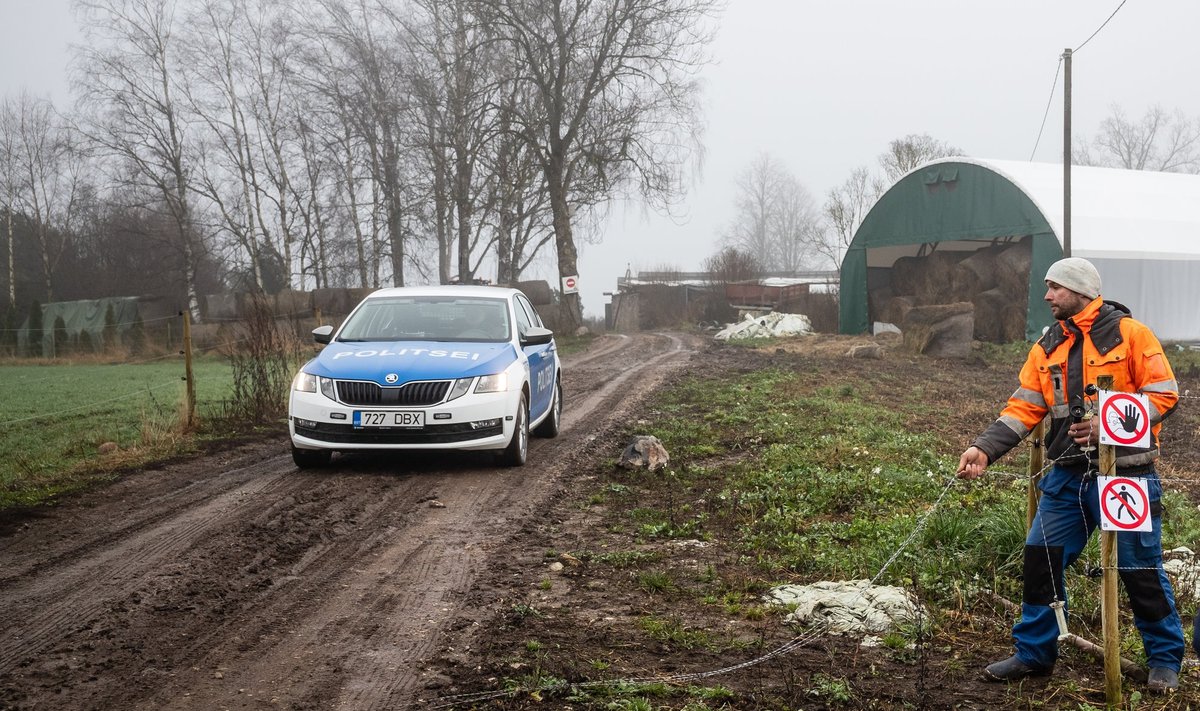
1098;390;1151;449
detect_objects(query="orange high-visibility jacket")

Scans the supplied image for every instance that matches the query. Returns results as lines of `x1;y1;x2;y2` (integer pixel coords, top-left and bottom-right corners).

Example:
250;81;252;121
973;297;1178;472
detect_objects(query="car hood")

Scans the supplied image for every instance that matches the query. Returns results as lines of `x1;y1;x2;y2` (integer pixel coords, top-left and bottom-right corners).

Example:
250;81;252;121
304;340;520;384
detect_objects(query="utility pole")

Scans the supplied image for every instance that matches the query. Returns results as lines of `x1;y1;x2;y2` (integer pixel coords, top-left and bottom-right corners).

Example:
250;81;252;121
1062;48;1073;258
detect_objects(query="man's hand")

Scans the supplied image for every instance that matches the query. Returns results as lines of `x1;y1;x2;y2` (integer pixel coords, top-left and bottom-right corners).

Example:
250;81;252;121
1068;415;1098;446
957;446;988;480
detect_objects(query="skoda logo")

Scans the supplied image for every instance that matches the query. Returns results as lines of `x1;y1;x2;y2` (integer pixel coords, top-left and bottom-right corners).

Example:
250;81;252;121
385;373;399;384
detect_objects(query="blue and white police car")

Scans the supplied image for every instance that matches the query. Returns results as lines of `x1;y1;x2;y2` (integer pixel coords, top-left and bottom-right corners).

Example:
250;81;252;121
288;285;562;468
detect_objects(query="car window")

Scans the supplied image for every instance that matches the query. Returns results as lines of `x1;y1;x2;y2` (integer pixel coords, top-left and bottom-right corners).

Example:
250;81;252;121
338;297;510;342
512;295;533;336
515;294;544;328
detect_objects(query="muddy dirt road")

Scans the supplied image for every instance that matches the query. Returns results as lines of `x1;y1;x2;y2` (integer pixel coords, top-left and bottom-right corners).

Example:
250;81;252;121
0;332;701;710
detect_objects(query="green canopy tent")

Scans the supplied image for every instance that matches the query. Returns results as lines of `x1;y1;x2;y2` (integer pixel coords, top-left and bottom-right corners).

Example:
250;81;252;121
839;158;1200;343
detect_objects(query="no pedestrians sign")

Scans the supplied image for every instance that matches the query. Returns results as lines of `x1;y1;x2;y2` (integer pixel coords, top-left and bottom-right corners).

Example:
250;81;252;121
1097;476;1152;532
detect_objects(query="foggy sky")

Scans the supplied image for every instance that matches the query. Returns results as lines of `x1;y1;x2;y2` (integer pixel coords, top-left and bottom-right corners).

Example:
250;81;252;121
4;0;1199;318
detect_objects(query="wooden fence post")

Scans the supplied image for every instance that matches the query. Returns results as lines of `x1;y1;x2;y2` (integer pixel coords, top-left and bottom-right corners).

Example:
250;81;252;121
1097;374;1120;707
1027;418;1046;530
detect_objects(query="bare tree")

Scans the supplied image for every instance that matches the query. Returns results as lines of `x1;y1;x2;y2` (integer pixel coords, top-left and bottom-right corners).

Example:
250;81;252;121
401;0;500;284
878;133;962;181
820;166;883;269
75;0;206;320
723;153;823;272
1078;104;1200;173
820;133;957;269
475;0;718;328
320;0;413;287
2;92;83;302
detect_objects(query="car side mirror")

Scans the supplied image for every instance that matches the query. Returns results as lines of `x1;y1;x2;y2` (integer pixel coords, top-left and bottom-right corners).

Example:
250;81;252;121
520;325;554;347
313;325;334;344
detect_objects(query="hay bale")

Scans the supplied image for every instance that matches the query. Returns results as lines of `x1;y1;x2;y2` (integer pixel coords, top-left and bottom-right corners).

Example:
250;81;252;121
1001;303;1028;342
884;295;916;326
951;245;1004;297
994;239;1033;297
971;288;1008;342
889;256;924;296
868;285;893;324
902;302;974;358
922;251;967;302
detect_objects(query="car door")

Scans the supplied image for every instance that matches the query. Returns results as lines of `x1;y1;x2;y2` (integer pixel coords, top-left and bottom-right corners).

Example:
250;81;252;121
514;293;555;420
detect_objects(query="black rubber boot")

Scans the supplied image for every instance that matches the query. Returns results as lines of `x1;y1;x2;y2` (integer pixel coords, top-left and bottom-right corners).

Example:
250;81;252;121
1147;667;1178;693
982;655;1053;682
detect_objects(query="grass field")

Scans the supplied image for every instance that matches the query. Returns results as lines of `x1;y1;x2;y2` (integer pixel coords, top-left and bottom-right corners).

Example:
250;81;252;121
0;357;237;508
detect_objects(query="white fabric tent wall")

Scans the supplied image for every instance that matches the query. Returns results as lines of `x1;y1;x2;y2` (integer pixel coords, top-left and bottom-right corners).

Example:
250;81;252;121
943;158;1200;342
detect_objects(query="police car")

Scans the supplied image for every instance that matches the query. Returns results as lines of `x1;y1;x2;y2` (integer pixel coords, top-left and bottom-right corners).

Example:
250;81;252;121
288;285;561;468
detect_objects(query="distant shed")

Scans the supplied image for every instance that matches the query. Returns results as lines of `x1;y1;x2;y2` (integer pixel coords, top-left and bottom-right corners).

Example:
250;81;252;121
839;158;1200;342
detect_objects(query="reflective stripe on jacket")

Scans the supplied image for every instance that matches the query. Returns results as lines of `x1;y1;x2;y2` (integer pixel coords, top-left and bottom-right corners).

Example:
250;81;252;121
973;298;1178;472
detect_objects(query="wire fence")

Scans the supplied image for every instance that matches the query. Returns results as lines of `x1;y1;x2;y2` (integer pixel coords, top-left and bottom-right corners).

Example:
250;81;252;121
430;442;1200;708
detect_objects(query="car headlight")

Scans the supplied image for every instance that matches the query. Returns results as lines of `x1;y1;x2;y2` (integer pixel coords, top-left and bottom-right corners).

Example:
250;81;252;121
474;372;509;393
293;372;337;400
293;372;318;392
446;377;473;402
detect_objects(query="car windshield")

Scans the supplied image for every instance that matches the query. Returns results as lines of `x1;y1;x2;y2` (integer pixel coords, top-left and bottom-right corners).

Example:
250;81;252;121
337;296;511;343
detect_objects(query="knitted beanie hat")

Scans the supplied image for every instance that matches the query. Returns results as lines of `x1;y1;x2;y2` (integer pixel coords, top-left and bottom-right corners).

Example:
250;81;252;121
1045;257;1101;299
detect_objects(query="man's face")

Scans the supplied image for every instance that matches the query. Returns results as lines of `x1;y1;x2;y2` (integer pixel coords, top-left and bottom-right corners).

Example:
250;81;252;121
1044;281;1092;320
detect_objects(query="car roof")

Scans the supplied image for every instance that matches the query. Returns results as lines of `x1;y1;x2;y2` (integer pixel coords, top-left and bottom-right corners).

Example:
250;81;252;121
364;285;521;300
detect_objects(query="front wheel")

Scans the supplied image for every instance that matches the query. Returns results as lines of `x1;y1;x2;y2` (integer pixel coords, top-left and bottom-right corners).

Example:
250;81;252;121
497;394;529;467
533;378;562;439
292;446;332;469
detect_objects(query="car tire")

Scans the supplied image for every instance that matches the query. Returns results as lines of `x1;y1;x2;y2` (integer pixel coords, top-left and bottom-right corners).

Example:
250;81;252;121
292;446;332;469
497;393;529;467
533;377;562;439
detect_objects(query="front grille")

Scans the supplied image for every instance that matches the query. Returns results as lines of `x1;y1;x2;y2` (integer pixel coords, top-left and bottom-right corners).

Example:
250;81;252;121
294;421;503;445
335;379;452;406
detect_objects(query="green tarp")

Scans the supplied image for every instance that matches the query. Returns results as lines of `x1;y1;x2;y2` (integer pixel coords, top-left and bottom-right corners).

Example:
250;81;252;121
17;297;144;357
838;161;1063;341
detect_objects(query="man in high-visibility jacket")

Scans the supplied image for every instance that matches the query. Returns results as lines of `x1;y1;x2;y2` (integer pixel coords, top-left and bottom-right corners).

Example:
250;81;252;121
957;257;1183;693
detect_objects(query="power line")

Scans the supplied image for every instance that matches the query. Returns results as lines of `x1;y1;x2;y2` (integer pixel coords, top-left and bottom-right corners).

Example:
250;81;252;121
1030;57;1064;161
1030;0;1129;161
1074;0;1129;53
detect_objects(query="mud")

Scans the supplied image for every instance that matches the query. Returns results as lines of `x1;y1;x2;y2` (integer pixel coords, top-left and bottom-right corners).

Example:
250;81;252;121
4;333;1200;710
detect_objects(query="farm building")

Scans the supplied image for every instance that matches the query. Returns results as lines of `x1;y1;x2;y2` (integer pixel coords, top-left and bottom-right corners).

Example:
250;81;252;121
839;158;1200;343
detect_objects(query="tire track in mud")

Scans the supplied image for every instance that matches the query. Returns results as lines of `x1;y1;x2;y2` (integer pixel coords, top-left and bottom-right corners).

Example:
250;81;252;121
0;331;701;710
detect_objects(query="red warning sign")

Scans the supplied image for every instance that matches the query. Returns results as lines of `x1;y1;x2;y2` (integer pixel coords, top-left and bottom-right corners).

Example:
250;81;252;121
1098;390;1151;449
1098;476;1152;532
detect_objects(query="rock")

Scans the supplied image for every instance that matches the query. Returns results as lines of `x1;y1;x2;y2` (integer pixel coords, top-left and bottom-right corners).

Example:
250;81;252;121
573;326;590;337
764;579;925;635
548;562;564;572
97;442;119;455
428;499;446;509
619;435;670;472
846;343;884;359
559;552;582;567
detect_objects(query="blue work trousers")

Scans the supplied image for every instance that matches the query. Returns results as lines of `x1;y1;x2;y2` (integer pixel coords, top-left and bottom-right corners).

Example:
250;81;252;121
1014;465;1184;671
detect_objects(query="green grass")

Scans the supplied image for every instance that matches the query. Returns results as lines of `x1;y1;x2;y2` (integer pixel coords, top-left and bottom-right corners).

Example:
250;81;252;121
0;357;238;508
626;363;1200;629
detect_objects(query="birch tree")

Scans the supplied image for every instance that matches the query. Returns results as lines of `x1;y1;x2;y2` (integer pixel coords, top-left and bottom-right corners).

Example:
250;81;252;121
75;0;206;320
